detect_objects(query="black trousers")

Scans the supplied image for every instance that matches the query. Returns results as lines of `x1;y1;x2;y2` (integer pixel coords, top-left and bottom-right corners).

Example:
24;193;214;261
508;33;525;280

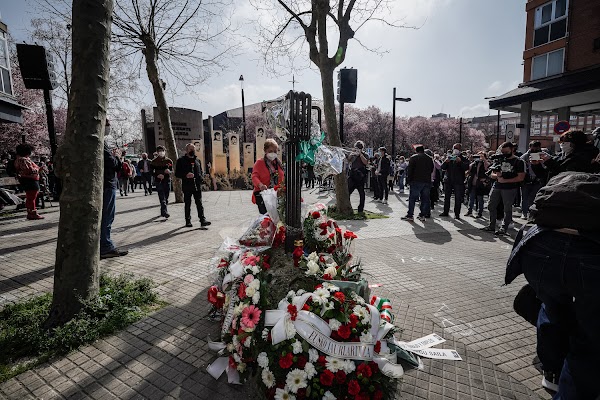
254;191;267;214
184;190;205;221
348;172;366;212
377;174;389;200
443;182;465;216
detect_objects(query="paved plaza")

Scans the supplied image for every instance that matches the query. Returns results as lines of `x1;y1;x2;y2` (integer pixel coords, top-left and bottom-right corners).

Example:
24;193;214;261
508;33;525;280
0;187;550;400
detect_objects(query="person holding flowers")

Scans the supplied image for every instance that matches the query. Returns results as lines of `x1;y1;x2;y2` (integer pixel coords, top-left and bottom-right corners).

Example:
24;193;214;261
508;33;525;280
252;139;284;214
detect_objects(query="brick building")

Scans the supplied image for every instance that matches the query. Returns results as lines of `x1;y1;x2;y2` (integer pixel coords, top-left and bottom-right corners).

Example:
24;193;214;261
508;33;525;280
489;0;600;151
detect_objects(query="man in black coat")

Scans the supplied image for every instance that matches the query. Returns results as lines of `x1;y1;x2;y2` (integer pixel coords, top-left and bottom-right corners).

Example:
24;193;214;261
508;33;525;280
375;147;392;204
100;142;128;259
440;143;470;219
175;143;211;228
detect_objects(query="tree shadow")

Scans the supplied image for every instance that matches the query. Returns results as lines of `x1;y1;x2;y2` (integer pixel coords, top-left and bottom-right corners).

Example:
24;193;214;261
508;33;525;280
0;265;54;296
0;238;57;257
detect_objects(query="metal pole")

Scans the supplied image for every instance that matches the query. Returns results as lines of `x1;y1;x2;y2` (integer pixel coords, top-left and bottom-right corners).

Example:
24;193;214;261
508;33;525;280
392;87;396;157
496;110;500;150
459;117;463;145
241;88;247;142
339;102;345;144
43;88;58;161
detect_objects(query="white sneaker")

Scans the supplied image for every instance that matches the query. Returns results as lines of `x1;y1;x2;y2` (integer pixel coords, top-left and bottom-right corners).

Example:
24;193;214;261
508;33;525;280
382;200;388;204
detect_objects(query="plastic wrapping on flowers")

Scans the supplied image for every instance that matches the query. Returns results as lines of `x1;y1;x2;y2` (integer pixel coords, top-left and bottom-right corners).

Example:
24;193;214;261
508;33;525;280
239;215;277;247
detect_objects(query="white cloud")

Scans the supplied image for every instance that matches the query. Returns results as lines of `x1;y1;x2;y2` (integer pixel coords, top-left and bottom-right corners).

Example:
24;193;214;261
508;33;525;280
459;103;490;118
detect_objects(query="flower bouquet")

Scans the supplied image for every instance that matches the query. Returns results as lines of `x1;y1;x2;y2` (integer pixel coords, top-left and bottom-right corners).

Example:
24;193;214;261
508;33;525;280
239;215;277;247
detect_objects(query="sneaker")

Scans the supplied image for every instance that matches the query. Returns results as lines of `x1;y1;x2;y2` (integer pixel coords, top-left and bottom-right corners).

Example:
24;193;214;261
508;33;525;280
542;370;560;393
185;220;193;227
417;216;426;222
439;213;450;217
401;215;414;222
100;249;129;259
480;226;495;232
201;219;212;227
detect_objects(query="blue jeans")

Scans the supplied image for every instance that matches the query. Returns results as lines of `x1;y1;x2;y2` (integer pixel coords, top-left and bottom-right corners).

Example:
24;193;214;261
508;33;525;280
100;187;116;254
521;182;543;217
522;231;600;399
468;190;484;216
398;173;405;190
407;182;431;217
156;179;170;216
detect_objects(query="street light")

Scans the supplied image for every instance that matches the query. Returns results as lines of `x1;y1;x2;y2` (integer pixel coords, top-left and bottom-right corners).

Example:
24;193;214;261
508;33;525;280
484;96;501;150
392;87;411;157
239;75;247;142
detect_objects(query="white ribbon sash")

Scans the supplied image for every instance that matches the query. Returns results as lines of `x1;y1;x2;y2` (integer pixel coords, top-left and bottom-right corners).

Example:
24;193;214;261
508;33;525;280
206;341;242;384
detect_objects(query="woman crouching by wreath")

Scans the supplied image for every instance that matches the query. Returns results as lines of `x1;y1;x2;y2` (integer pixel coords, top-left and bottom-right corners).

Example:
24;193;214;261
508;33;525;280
251;138;284;214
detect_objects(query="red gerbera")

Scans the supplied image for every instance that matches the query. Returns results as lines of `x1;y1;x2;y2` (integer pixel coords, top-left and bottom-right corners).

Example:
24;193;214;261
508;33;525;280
319;370;334;386
279;353;293;369
334;292;346;303
348;380;361;396
337;324;351;339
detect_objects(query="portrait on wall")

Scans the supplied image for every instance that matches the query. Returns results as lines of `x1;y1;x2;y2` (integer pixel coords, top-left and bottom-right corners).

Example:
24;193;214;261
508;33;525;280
256;127;265;139
213;131;222;141
230;135;238;146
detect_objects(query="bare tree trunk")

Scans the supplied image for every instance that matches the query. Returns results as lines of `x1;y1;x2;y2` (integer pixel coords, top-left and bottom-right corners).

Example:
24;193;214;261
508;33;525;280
142;41;183;203
320;65;353;214
46;0;114;328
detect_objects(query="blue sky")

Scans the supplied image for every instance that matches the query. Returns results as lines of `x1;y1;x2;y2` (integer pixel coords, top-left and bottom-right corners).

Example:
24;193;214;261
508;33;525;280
1;0;527;119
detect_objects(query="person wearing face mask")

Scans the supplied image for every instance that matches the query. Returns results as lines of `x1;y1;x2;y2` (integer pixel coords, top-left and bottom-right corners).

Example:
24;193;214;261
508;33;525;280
138;153;153;195
151;145;174;218
251;139;284;214
347;140;369;213
519;141;546;220
14;143;44;220
175;143;211;228
535;130;599;180
481;142;526;235
440;143;470;219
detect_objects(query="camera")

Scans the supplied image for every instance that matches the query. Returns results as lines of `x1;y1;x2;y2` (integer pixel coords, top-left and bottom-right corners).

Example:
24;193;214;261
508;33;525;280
486;154;505;175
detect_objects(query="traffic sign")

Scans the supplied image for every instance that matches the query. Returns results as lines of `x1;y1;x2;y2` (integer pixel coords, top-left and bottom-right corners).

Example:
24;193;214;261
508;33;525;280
554;120;570;134
505;124;515;140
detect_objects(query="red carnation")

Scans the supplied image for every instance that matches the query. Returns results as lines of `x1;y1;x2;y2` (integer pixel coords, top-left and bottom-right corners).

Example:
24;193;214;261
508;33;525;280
334;292;346;303
356;363;372;378
287;304;298;321
319;255;326;263
207;286;225;308
348;380;361;396
263;262;271;270
337;324;351;339
335;370;347;384
322;274;332;281
312;211;321;219
373;391;383;400
343;231;357;240
369;361;380;374
297;388;307;399
296;355;307;368
315;284;323;290
279;353;293;369
319;222;329;229
374;341;381;353
319;370;334;386
302;303;310;311
328;233;335;240
317;355;327;367
237;282;247;299
349;314;359;328
356;392;370;400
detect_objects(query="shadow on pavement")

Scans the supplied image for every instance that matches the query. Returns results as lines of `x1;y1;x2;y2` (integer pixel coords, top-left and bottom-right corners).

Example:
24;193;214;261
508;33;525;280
0;238;57;257
0;265;54;296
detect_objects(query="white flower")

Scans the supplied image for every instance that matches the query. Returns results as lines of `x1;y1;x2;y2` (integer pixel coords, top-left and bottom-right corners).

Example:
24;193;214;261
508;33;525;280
353;305;368;322
325;356;343;372
323;266;337;278
308;349;318;363
262;328;270;340
341;360;356;373
274;388;295;400
306;260;320;276
246;286;257;298
304;362;316;379
307;252;319;261
312;288;330;304
320;301;335;317
252;291;261;305
233;303;246;317
244;337;253;348
257;352;269;368
292;340;303;354
285;369;308;393
250;265;260;274
262;368;275;388
288;290;296;298
328;319;342;331
296;289;306;295
360;331;374;343
285;318;297;339
226;343;235;352
323;391;337;400
250;279;261;290
233;353;241;363
322;282;340;292
237;362;246;373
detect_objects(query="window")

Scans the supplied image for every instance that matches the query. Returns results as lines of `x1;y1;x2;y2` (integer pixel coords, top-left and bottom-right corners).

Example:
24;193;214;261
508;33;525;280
534;0;568;47
531;48;564;80
0;32;12;96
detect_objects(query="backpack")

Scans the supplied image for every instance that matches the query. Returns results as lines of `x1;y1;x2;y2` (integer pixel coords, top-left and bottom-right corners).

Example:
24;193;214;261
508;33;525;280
122;162;132;177
529;171;600;231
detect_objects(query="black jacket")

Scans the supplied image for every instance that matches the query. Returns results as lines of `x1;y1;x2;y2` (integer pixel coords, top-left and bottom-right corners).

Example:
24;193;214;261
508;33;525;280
137;158;152;174
378;155;392;176
536;144;599;179
175;155;204;192
407;153;434;184
103;143;121;190
441;156;470;185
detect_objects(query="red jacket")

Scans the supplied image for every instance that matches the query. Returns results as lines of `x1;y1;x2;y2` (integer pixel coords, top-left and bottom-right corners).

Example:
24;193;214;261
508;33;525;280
251;158;284;203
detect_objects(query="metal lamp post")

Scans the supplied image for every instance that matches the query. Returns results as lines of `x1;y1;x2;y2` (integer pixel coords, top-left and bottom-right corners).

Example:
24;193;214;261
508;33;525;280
391;88;411;157
239;75;247;142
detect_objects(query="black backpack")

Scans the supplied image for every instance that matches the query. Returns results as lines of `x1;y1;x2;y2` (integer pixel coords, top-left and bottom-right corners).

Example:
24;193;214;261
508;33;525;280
530;171;600;231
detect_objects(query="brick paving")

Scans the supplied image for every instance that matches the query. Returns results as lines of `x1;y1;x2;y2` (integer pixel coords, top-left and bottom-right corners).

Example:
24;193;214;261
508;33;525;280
0;186;550;399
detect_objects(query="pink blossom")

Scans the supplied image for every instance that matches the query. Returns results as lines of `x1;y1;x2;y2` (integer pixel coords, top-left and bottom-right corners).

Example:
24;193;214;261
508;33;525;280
244;275;255;285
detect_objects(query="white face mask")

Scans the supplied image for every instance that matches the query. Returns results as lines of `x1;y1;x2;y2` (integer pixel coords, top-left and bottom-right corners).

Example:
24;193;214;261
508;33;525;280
560;142;573;155
266;152;277;161
453;149;460;155
157;151;165;157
